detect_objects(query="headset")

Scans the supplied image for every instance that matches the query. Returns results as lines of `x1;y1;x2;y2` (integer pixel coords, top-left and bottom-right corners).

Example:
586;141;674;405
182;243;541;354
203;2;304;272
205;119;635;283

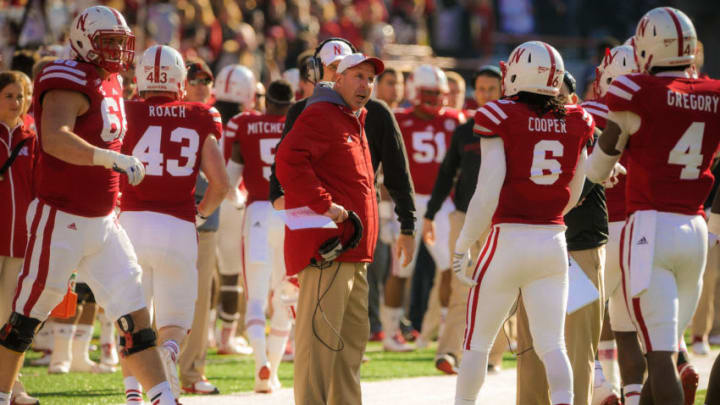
311;210;363;267
305;37;357;84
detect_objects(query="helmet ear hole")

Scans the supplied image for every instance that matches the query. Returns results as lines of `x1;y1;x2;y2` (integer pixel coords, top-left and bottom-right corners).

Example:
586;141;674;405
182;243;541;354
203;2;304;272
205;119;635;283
641;50;646;58
511;74;517;83
77;41;83;49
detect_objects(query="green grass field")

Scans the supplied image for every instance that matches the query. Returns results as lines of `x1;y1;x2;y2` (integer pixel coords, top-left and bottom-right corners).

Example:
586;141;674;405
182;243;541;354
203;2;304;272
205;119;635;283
19;341;712;405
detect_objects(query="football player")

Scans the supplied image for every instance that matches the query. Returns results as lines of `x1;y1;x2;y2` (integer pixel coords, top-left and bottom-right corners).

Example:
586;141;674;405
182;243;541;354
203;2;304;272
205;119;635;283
0;6;178;405
118;45;228;400
214;64;257;355
426;65;503;375
225;79;295;392
383;65;465;352
454;41;594;405
586;7;720;405
583;44;643;405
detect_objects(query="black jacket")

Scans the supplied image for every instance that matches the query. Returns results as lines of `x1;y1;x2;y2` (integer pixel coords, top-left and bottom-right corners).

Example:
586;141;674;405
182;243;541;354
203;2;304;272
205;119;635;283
564;134;608;251
269;92;416;231
426;119;481;219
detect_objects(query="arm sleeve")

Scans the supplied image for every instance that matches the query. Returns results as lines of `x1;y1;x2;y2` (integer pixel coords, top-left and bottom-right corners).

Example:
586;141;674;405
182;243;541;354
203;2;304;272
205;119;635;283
454;137;505;253
564;148;588;215
426;125;463;220
269;101;305;202
275;107;332;214
375;101;416;230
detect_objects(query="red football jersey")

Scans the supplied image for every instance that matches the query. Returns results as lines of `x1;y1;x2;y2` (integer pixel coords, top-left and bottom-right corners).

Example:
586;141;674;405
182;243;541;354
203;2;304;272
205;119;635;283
606;73;720;216
395;107;466;195
474;100;595;225
226;112;285;203
120;97;222;222
33;59;126;217
222;110;260;162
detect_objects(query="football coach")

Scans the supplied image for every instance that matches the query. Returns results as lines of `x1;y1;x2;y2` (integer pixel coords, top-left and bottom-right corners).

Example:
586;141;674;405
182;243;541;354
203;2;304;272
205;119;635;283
275;53;383;405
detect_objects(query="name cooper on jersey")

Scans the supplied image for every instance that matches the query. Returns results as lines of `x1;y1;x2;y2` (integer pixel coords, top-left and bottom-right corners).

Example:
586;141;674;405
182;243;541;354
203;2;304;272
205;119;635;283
666;90;720;113
528;117;567;133
148;105;187;118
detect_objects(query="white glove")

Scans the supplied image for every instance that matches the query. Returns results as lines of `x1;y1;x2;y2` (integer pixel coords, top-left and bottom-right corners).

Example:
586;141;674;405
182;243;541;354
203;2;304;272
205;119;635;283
93;149;145;186
601;162;627;189
195;212;208;227
226;187;246;209
452;251;476;287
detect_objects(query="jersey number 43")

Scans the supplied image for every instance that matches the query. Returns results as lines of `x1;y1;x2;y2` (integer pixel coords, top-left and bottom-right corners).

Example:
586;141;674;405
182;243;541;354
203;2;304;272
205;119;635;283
132;126;200;176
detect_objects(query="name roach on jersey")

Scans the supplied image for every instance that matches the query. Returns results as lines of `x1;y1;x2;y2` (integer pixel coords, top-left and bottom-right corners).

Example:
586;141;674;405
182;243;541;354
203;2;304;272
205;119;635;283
149;105;187;118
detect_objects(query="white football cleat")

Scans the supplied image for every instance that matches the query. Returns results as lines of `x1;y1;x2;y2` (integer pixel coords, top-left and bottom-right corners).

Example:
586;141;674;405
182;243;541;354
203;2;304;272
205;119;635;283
182;378;219;395
48;360;70;374
29;351;51;367
70;357;115;373
709;334;720;345
383;333;414;352
591;380;621;405
415;336;429;350
691;339;710;356
101;343;120;366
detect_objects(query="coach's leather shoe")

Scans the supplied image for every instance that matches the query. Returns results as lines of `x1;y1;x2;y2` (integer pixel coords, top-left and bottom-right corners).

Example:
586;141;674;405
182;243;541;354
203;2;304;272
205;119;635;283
182;378;219;395
383;333;414;352
678;362;699;405
591;381;621;405
254;363;272;393
435;354;458;375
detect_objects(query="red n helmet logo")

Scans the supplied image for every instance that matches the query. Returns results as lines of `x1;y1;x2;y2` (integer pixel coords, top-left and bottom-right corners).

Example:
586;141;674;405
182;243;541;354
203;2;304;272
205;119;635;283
333;44;342;55
509;48;526;65
77;13;88;31
638;18;649;37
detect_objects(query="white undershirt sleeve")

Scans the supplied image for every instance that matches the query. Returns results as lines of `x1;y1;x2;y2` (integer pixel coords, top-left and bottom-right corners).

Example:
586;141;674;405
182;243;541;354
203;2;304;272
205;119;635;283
226;160;244;189
454;137;506;253
563;148;587;216
586;110;640;183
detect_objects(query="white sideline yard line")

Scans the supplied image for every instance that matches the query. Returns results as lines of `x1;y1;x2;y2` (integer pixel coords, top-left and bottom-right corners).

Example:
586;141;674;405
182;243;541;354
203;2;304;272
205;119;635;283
152;349;720;404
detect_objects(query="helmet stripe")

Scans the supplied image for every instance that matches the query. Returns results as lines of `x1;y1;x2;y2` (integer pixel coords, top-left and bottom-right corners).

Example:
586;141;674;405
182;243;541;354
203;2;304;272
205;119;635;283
224;68;234;95
665;7;684;57
108;7;123;25
542;43;557;87
153;46;162;84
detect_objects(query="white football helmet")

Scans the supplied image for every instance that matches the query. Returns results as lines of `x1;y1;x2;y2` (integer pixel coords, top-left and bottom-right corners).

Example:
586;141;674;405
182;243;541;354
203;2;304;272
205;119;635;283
68;5;135;73
136;45;186;96
594;45;638;99
500;41;564;97
412;64;448;114
214;64;256;106
634;7;696;73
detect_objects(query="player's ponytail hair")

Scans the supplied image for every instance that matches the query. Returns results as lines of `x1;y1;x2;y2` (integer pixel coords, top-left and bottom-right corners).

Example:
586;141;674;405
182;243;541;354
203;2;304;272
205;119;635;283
514;91;566;119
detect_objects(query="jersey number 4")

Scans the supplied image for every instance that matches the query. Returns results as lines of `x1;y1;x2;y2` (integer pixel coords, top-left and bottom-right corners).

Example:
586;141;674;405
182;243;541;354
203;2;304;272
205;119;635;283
668;122;705;180
132;126;200;176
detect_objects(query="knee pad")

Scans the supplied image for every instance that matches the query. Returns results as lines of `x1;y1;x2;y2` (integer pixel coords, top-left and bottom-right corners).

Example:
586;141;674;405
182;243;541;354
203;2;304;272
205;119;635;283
75;282;96;304
246;298;266;321
0;312;42;353
116;314;157;357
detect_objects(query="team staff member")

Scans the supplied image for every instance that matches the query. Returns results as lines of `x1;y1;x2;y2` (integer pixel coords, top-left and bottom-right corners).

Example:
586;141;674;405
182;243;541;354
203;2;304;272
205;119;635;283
423;66;502;374
0;71;39;405
516;72;608;405
276;53;383;405
177;57;222;396
269;39;416;267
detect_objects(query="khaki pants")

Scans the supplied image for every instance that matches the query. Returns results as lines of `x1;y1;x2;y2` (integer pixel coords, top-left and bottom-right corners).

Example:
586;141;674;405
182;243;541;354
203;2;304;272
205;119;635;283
436;211;484;361
179;231;217;386
692;245;719;337
0;256;23;323
294;262;369;405
516;247;605;405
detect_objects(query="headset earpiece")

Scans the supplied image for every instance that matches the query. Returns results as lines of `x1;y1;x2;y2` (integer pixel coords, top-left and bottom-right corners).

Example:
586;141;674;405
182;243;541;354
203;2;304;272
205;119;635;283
308;37;358;84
